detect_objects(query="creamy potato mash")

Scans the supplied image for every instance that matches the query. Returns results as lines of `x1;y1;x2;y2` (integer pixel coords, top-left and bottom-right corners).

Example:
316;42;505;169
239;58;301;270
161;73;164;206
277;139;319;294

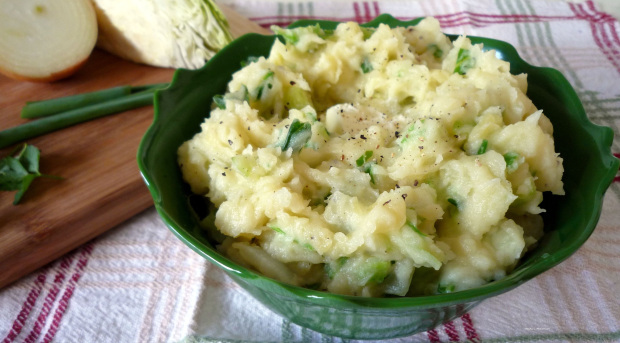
178;18;564;297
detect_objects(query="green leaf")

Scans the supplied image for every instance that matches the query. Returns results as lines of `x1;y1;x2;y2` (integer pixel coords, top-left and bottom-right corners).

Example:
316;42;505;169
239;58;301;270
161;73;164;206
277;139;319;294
18;144;40;173
454;48;476;75
1;144;60;205
0;157;28;191
13;173;37;205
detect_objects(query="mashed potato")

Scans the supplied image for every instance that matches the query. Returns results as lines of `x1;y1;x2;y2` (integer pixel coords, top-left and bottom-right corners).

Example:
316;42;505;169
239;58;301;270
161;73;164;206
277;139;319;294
178;18;564;297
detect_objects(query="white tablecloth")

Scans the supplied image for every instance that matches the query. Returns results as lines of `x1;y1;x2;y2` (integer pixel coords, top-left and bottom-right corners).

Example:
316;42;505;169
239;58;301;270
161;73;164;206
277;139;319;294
1;0;619;342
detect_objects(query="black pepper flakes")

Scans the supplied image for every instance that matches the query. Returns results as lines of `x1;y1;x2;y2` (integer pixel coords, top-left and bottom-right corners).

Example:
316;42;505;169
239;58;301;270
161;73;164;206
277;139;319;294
395;131;401;138
290;81;296;85
360;135;367;140
418;146;424;149
222;172;226;176
228;139;233;145
402;194;408;200
383;200;391;206
414;180;419;186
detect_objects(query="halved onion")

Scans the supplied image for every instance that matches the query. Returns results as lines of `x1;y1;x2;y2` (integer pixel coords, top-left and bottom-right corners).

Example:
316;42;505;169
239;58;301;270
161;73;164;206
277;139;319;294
0;0;98;82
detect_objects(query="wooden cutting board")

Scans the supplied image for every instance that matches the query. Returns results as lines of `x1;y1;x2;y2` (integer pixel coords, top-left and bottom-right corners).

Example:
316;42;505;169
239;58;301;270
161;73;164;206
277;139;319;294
0;5;270;289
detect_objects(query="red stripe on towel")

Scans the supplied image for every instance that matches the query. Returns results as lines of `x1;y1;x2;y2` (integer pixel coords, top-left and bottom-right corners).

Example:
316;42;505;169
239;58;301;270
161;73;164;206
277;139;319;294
363;2;372;23
443;320;460;341
24;256;75;343
251;12;582;29
569;2;620;74
41;243;94;343
462;313;480;342
2;273;47;343
426;328;441;343
353;2;363;24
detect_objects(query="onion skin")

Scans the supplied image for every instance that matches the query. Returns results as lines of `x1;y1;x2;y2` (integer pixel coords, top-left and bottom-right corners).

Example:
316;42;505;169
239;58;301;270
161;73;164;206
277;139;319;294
0;0;98;83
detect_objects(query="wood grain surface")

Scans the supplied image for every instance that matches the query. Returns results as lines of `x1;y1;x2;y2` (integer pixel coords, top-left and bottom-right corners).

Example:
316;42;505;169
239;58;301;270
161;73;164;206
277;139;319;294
0;4;269;289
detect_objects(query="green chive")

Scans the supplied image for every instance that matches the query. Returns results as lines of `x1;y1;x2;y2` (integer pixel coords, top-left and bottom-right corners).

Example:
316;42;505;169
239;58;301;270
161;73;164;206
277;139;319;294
356;150;373;166
270;226;285;234
361;27;375;40
504;152;519;171
361;56;373;73
437;284;455;294
406;221;426;236
454;48;475;75
477;139;488;155
427;44;443;59
213;95;226;109
20;83;167;119
0;86;165;149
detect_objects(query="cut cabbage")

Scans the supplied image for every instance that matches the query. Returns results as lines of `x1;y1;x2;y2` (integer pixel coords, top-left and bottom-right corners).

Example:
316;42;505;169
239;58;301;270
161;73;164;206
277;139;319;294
92;0;233;69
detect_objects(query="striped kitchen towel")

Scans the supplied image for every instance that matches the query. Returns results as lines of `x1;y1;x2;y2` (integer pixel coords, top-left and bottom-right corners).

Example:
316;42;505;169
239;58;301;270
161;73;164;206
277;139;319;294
1;0;619;342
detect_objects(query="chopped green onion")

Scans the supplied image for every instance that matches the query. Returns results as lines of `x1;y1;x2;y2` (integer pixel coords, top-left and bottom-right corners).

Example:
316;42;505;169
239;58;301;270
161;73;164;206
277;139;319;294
359;258;391;284
270;226;285;234
285;85;313;110
21;86;130;118
0;86;166;149
504;152;520;171
361;27;375;40
447;198;459;209
213;95;226;109
477;139;488;155
406;221;426;236
356;150;373;167
255;71;275;100
427;44;443;59
278;119;312;152
20;83;168;119
437;283;455;294
363;164;376;184
361;56;373;73
240;55;260;67
454;48;475;75
271;26;299;45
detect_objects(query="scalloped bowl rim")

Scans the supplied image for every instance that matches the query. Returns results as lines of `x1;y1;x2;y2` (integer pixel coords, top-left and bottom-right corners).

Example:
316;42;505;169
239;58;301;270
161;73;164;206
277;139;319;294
138;14;620;309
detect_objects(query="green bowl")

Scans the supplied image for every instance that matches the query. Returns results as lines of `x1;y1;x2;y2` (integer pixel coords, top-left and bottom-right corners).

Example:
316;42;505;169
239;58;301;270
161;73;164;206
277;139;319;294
137;14;619;340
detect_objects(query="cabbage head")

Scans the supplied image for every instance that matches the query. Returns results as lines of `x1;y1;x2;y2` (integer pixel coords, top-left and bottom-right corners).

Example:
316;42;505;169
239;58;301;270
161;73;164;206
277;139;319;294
92;0;233;69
